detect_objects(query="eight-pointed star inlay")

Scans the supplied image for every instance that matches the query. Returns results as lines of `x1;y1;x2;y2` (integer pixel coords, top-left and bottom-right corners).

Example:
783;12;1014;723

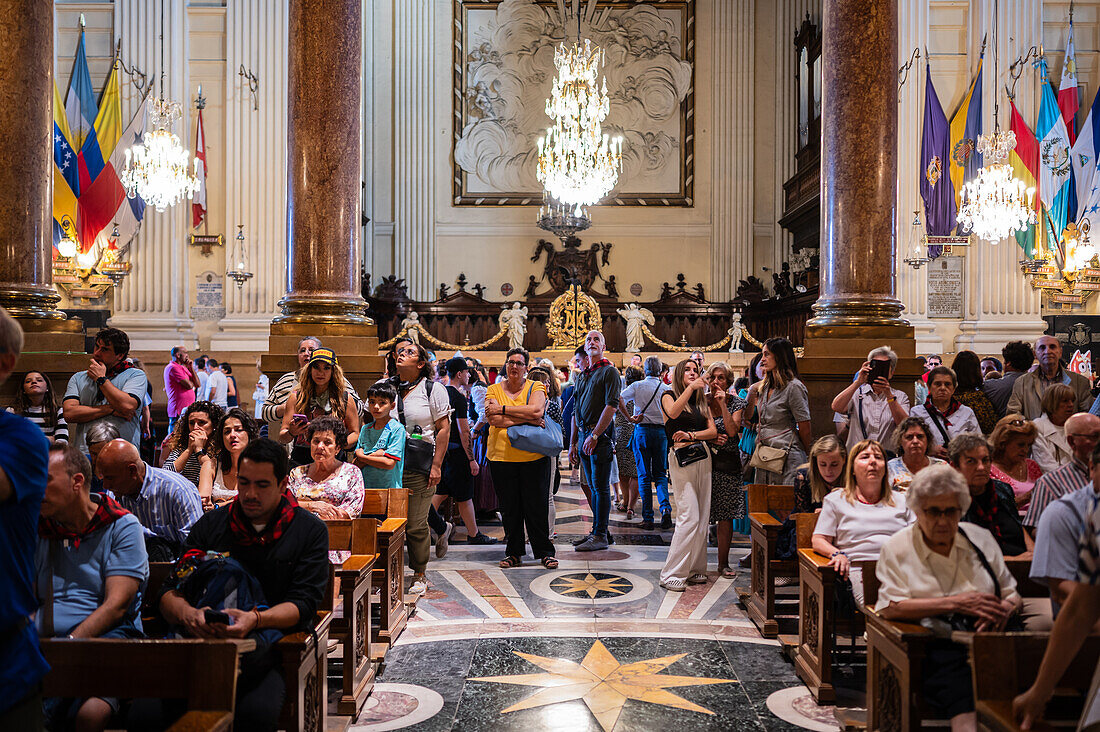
550;572;632;598
470;639;736;730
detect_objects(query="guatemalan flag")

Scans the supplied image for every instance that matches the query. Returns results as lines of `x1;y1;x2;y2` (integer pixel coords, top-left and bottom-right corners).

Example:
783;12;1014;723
920;65;956;236
1037;58;1074;246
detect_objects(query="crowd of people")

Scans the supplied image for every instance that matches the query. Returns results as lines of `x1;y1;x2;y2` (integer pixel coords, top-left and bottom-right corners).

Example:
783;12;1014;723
4;305;1100;730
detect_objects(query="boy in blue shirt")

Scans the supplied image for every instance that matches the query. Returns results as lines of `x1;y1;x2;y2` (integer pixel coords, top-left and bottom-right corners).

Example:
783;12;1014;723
354;382;406;489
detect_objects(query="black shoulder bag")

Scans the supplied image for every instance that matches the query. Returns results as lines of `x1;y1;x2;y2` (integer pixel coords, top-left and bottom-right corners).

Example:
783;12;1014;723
396;378;437;475
934;526;1025;633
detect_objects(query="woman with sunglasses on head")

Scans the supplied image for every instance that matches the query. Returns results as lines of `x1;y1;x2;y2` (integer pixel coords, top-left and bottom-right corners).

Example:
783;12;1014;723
658;358;718;592
392;342;453;595
279;348;359;467
198;407;259;510
486;348;556;570
704;361;747;576
989;415;1042;514
744;337;812;484
9;370;67;443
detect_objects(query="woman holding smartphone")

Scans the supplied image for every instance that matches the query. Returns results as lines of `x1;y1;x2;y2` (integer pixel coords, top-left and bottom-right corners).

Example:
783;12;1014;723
279;347;359;466
830;347;909;453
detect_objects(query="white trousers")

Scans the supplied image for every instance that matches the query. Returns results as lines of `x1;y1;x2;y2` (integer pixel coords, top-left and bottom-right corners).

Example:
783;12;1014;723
660;451;712;583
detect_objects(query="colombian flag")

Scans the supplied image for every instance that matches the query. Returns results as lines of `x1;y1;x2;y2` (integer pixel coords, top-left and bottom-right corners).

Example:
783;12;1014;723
1009;99;1041;258
77;65;123;251
52;81;80;250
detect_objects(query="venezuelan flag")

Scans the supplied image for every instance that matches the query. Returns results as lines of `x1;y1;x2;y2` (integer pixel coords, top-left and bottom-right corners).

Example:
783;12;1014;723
1009;98;1041;258
52;81;79;249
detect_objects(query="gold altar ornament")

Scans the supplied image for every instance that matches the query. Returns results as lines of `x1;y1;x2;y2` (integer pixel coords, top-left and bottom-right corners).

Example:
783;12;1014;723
547;285;602;351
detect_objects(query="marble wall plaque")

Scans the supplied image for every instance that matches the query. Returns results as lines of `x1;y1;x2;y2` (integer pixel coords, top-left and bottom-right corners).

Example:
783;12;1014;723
191;270;226;321
926;256;963;318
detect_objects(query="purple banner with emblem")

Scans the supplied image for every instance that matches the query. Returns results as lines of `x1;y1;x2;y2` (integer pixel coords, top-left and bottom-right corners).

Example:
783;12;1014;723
921;67;957;236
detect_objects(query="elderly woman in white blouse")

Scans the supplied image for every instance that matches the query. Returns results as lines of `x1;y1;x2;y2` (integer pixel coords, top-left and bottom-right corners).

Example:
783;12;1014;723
875;462;1021;731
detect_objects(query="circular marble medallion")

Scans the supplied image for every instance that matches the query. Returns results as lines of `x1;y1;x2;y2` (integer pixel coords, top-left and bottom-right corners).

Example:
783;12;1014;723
350;683;445;731
765;686;838;732
530;569;653;605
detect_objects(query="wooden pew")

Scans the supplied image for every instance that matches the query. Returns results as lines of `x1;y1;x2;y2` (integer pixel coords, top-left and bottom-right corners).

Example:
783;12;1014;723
862;557;1050;732
743;484;799;637
41;638;250;732
361;486;409;656
973;633;1100;731
792;513;874;704
324;517;379;716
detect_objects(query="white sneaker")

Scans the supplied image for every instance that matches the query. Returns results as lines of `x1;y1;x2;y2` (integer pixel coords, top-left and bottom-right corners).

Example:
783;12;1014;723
435;521;453;559
409;575;428;596
660;578;686;592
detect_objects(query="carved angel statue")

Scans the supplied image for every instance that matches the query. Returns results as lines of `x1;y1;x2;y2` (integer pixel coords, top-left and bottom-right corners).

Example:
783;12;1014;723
617;303;654;353
400;311;421;345
499;302;528;350
728;313;744;353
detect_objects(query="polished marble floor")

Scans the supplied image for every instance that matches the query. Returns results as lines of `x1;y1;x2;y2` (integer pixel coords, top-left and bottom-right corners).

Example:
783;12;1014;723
349;476;836;731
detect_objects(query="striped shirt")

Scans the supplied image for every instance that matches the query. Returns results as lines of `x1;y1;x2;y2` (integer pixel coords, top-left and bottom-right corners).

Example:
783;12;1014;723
5;406;67;443
1079;492;1100;585
162;447;203;486
1024;458;1091;529
260;370;362;425
110;464;203;547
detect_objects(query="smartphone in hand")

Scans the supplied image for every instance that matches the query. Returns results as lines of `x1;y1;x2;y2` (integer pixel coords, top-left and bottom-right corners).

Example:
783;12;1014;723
204;608;232;626
867;360;890;384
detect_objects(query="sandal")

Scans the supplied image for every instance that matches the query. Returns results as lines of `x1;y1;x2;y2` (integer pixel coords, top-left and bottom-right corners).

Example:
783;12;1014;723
541;556;559;569
499;556;521;568
626;509;635;520
719;566;737;579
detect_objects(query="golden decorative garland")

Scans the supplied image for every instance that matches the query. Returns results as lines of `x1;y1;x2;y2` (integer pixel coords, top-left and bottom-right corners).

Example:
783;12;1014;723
639;324;731;352
378;324;509;351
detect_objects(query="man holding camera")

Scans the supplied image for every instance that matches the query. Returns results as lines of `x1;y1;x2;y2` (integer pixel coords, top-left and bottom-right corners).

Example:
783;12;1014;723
830;346;910;453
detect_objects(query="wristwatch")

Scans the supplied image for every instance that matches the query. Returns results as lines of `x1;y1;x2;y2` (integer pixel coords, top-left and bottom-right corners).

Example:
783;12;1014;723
95;376;108;387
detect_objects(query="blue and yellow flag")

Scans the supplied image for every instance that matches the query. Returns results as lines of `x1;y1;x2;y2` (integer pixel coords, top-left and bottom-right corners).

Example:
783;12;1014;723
64;29;98;151
950;56;983;217
78;63;120;192
52;81;80;248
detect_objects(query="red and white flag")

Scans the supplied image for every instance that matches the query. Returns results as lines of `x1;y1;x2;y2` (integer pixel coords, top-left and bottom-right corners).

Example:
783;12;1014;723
192;108;207;229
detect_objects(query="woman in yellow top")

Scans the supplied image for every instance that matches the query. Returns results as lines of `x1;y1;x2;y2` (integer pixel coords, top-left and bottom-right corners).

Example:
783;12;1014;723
485;347;557;569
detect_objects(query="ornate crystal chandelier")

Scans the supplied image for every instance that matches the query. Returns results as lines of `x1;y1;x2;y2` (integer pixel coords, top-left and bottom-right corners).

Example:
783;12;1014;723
120;96;200;212
536;36;623;213
119;0;199;212
956;130;1036;242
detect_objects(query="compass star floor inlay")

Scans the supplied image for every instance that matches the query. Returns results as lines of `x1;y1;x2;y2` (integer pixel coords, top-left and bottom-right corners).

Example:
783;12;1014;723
470;639;736;731
345;473;833;730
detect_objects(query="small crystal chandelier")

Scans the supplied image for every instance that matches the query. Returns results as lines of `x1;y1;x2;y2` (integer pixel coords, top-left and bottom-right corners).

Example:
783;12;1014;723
119;0;199;212
226;225;254;289
536;19;623;230
956;131;1037;242
955;0;1036;243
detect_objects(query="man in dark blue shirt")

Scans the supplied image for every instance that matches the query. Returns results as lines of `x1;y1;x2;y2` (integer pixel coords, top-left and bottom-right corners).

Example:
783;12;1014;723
0;307;50;729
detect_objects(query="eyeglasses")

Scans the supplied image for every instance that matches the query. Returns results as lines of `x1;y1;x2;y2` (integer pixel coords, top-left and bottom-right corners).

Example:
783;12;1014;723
506;360;526;367
1007;419;1026;427
923;506;960;520
396;348;419;357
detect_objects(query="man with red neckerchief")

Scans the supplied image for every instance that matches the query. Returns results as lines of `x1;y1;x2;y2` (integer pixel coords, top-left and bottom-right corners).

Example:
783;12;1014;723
569;330;621;552
159;438;328;732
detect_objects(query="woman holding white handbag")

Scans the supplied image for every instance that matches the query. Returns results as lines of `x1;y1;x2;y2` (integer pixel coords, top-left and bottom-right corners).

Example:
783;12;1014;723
745;337;812;484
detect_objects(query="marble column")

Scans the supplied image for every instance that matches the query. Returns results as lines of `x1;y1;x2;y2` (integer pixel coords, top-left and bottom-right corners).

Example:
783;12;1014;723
276;0;368;324
0;0;63;321
809;0;906;329
264;0;380;394
799;0;919;438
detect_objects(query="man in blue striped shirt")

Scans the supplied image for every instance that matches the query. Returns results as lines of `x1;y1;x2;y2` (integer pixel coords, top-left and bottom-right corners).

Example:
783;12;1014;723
97;440;202;561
